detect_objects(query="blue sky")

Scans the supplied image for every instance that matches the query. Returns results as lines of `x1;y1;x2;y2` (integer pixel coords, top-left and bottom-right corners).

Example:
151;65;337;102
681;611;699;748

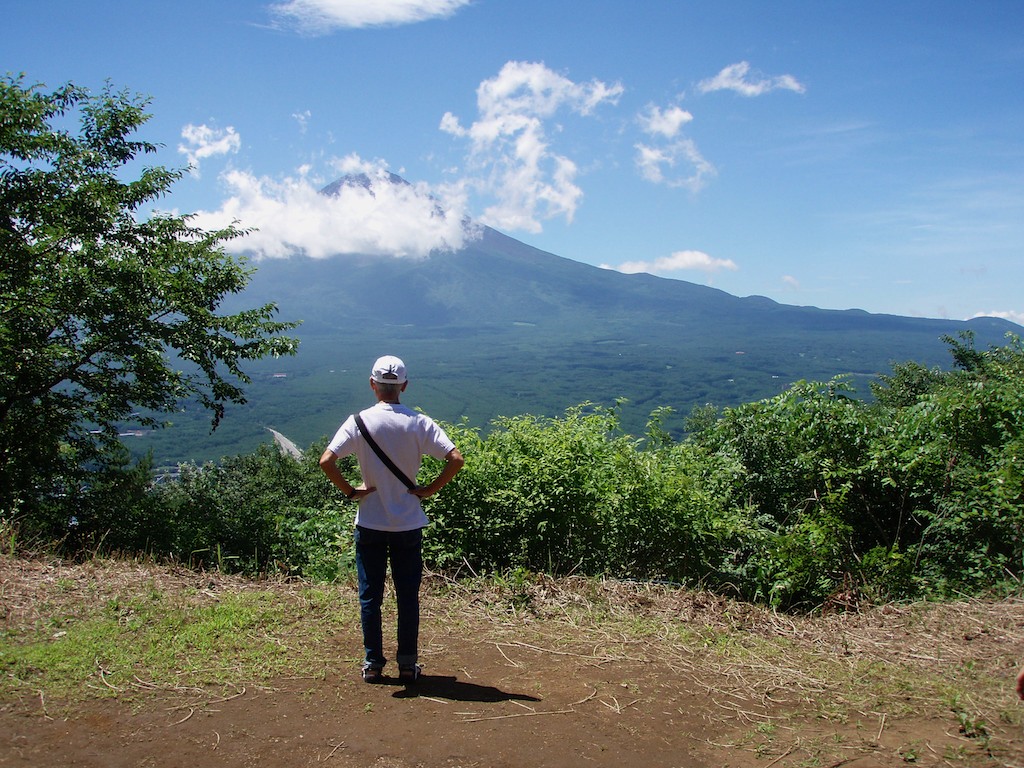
5;0;1023;323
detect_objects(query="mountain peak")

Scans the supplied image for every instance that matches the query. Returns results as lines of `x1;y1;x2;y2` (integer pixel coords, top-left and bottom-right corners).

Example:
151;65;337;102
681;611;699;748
319;172;410;198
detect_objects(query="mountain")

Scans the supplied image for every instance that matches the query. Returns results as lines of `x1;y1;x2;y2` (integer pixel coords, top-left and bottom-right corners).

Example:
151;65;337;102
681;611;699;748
133;181;1021;466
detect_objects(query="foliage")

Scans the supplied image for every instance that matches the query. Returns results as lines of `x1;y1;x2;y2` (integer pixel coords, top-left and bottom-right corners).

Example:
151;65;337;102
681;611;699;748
0;75;299;529
867;333;1024;596
422;403;739;584
691;378;884;606
691;332;1024;607
152;442;351;577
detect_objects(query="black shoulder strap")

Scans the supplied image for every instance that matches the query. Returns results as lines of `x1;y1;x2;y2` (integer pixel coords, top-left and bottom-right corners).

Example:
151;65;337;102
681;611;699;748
354;413;417;490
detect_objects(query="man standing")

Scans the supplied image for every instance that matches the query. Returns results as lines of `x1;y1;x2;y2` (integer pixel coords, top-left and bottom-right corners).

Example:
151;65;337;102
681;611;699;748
320;355;464;683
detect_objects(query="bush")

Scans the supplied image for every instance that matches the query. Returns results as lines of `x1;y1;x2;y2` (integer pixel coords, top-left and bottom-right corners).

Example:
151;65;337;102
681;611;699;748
692;334;1024;607
152;441;346;575
423;403;738;585
869;334;1024;594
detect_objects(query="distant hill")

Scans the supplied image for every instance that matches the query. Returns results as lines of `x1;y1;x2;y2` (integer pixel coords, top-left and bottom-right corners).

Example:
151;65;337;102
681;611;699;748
131;180;1021;466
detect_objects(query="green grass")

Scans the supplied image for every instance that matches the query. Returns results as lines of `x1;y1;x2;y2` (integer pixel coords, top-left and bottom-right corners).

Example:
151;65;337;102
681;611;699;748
0;575;358;704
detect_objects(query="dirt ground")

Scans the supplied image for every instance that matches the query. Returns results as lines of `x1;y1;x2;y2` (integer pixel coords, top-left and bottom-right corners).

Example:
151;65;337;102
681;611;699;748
1;557;1023;768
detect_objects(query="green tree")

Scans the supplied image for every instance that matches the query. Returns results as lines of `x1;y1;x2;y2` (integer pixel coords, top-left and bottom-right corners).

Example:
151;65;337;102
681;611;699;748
0;75;299;532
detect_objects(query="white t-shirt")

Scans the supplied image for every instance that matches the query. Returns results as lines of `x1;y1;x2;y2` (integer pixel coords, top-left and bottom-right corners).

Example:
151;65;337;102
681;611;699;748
326;401;456;531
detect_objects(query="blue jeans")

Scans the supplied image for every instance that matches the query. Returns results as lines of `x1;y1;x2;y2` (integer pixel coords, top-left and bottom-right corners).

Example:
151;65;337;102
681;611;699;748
354;525;423;669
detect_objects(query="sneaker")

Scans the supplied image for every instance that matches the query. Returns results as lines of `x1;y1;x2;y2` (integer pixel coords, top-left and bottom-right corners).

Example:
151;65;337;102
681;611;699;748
398;664;422;683
361;664;383;683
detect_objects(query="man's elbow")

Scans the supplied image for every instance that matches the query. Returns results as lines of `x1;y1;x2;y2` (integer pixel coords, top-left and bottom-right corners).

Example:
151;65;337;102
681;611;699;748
318;450;337;472
447;448;465;471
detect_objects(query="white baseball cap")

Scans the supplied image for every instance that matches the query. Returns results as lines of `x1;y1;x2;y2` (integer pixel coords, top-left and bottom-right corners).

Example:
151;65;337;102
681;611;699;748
371;355;407;384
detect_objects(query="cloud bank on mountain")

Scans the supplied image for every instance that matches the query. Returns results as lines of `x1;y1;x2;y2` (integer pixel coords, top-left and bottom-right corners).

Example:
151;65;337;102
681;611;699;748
191;158;476;260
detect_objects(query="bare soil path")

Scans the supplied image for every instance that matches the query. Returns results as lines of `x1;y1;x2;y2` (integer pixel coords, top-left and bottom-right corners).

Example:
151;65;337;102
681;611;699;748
1;557;1022;768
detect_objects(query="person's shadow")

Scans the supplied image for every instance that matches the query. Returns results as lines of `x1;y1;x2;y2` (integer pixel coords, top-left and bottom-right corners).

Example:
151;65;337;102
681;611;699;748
385;674;541;702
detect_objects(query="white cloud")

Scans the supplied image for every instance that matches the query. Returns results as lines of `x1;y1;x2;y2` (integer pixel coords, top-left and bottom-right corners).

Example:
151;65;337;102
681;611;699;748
605;250;738;275
698;61;806;97
293;109;312;133
639;104;693;138
269;0;472;33
634;138;716;191
441;61;624;233
633;101;714;191
191;157;476;259
970;309;1024;326
178;124;241;177
782;275;800;289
